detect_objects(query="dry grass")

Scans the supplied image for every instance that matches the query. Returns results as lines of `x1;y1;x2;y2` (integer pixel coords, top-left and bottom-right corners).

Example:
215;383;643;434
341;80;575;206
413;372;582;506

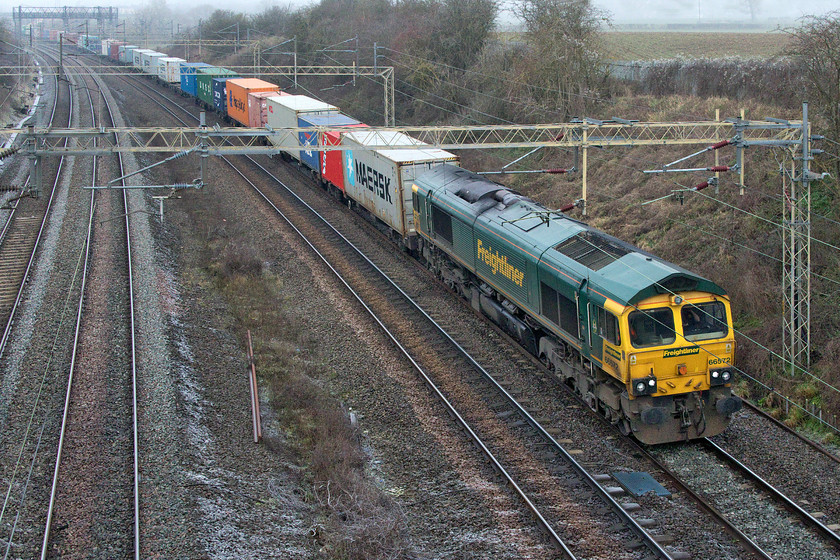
185;197;412;558
602;31;790;61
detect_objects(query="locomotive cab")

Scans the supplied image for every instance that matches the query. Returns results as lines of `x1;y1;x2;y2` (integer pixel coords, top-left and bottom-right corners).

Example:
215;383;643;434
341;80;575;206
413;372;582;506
611;292;742;443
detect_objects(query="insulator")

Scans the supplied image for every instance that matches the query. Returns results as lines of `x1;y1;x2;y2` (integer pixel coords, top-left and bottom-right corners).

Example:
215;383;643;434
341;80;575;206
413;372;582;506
692;181;710;191
544;168;568;174
711;140;730;150
709;165;730;172
0;146;20;160
170;150;191;160
170;183;194;189
559;202;576;212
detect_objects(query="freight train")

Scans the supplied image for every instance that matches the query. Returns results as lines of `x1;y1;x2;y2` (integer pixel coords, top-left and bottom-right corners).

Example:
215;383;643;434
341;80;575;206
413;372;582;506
65;34;742;444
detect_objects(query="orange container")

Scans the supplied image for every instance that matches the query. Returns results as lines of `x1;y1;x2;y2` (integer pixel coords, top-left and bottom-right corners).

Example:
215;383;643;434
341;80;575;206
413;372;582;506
226;78;280;126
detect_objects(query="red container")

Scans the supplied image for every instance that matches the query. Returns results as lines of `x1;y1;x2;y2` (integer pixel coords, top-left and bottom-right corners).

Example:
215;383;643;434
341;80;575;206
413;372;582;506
226;78;280;127
109;41;125;61
247;90;288;128
322;123;369;192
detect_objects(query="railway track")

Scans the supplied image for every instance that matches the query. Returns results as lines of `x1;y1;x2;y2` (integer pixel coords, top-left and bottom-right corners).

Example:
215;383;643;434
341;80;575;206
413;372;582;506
0;45;142;558
69;50;840;558
108;69;682;558
0;52;65;359
35;48;141;560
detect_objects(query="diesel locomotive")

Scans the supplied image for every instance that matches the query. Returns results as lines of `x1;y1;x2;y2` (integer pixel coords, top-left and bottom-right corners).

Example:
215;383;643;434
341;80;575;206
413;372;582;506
411;165;742;444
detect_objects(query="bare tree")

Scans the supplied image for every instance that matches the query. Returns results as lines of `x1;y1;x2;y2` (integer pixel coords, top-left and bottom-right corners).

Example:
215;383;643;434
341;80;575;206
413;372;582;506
513;0;609;119
786;11;840;180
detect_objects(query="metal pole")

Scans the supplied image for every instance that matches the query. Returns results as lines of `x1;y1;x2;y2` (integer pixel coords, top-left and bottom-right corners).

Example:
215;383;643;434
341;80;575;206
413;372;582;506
198;19;202;57
247;330;262;443
739;108;746;194
581;127;588;216
293;36;297;89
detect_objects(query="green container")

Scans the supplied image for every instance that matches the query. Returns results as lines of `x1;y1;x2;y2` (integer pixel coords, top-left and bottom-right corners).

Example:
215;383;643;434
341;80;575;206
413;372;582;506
196;67;238;106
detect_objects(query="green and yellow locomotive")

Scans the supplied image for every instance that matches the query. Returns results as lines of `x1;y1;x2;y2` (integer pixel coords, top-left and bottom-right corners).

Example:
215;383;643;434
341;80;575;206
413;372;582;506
411;165;741;444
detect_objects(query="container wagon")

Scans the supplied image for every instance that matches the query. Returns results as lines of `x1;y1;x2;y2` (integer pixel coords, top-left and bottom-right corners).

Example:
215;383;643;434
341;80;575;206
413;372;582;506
197;67;238;107
265;95;338;159
158;57;186;84
226;78;281;127
180;62;212;97
297;112;365;174
341;130;458;246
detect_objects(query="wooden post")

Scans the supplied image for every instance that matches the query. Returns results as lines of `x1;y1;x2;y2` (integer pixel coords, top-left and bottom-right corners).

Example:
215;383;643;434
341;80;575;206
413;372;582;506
247;330;262;443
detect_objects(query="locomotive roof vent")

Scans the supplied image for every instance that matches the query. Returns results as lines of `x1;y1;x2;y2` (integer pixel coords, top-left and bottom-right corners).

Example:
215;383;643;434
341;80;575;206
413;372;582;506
554;231;631;271
493;190;521;207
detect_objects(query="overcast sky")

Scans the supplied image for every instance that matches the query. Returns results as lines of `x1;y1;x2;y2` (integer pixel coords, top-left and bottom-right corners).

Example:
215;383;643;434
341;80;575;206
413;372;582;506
2;0;836;25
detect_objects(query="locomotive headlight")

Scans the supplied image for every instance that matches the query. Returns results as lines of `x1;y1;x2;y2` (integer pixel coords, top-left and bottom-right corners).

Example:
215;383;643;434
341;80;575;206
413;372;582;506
710;368;732;386
633;376;657;396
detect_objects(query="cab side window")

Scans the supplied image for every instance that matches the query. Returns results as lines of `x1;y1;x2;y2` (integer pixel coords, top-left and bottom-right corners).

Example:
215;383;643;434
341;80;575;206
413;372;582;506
431;204;453;244
595;306;620;345
541;282;579;338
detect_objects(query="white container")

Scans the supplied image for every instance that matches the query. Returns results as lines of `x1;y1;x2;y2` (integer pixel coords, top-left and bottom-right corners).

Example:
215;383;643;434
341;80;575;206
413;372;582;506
141;51;166;75
132;48;153;69
101;39;112;57
158;57;186;83
341;130;459;239
265;95;338;157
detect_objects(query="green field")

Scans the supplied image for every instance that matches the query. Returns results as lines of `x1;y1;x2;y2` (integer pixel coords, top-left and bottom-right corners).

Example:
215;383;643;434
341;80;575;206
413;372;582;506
601;31;790;60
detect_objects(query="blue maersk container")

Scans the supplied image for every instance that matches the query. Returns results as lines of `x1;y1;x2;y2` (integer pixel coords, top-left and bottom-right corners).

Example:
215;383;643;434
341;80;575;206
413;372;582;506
212;78;230;114
179;63;212;97
298;113;361;171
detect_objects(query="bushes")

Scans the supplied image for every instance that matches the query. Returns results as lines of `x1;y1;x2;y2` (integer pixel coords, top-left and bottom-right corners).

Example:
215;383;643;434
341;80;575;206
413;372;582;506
616;57;799;108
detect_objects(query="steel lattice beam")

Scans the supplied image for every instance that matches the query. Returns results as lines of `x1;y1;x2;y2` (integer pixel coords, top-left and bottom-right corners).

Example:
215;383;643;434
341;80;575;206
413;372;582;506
12;6;119;22
782;104;813;376
1;119;802;156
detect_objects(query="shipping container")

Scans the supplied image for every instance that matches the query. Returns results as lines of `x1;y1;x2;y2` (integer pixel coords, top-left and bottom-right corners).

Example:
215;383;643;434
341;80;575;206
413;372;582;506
132;48;154;69
320;121;369;191
119;45;139;63
100;39;111;56
141;51;166;75
226;78;280;127
246;90;289;129
49;30;60;41
179;62;211;97
110;41;125;61
212;78;231;114
196;67;238;106
297;113;362;172
265;95;337;159
158;57;186;83
341;130;459;241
